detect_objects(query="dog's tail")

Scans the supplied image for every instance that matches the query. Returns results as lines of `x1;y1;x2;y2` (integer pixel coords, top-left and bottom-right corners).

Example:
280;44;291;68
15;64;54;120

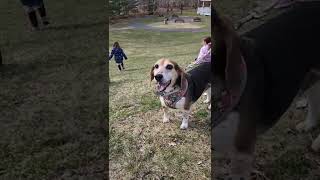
212;7;235;34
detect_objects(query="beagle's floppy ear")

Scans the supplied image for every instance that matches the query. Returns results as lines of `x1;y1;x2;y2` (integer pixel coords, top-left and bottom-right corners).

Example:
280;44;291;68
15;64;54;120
150;66;155;81
172;61;187;89
212;7;246;97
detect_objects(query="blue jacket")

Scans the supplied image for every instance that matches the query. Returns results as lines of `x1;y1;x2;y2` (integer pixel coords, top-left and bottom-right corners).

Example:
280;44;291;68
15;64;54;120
20;0;44;6
109;47;127;63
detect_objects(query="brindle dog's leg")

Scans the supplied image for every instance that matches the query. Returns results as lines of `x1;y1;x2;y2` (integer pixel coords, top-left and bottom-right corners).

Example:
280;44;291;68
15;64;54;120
162;107;170;123
229;85;262;179
296;81;320;151
229;113;256;180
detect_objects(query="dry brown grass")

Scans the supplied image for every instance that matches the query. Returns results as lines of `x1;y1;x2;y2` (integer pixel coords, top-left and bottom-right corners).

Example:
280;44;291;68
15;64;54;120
0;1;107;179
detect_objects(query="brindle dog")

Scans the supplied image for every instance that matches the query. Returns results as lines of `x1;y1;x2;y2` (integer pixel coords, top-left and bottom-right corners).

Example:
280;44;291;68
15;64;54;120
212;2;320;179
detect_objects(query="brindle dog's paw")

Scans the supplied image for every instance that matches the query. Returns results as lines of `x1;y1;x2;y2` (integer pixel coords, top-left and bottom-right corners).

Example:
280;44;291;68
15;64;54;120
311;134;320;152
296;121;314;132
203;99;210;103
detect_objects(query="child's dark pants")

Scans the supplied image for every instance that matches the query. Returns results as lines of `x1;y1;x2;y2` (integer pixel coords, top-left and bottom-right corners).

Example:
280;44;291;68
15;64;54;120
117;63;125;71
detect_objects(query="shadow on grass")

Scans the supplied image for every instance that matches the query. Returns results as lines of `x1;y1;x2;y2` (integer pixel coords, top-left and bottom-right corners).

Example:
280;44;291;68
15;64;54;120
0;63;38;79
265;149;312;180
123;68;144;72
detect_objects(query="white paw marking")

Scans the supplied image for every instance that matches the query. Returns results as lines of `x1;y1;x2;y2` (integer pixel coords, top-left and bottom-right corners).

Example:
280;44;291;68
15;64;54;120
180;123;188;129
163;116;169;123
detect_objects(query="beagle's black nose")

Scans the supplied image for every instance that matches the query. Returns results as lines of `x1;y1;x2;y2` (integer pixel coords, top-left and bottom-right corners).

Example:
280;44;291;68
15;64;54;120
155;74;163;82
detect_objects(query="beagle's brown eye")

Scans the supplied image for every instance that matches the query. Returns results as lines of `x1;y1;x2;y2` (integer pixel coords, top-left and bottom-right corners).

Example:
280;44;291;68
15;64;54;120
154;64;159;69
166;64;173;70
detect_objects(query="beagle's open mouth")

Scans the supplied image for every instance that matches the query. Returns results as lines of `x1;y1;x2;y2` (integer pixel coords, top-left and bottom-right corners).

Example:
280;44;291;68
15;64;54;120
156;80;171;92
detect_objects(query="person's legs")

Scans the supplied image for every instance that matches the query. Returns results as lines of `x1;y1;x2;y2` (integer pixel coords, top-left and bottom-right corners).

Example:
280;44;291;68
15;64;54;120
37;2;49;25
24;7;39;30
121;62;125;69
21;1;40;30
117;64;122;71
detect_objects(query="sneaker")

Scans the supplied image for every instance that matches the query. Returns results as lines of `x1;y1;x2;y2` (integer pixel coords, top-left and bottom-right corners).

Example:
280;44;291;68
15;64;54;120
43;20;50;26
42;17;50;26
30;26;40;31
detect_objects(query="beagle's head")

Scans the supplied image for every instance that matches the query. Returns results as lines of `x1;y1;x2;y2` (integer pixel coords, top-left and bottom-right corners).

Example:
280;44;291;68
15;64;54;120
150;58;185;93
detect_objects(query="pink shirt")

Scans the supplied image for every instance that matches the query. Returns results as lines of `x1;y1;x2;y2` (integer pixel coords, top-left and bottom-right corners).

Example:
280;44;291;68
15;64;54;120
195;44;211;64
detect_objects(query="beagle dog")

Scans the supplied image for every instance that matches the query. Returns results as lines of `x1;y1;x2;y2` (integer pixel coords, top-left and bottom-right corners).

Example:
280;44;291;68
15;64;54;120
212;2;320;179
150;58;211;129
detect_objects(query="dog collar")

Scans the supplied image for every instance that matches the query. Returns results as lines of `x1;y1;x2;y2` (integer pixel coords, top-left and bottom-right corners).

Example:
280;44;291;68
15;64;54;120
155;78;188;109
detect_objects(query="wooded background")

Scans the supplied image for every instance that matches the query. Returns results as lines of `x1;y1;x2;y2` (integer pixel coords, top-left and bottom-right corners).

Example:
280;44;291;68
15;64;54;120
109;0;200;16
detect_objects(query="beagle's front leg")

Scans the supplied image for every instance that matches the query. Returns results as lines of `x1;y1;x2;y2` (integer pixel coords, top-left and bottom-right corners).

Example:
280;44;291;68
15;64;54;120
203;87;211;103
162;107;170;123
180;109;190;129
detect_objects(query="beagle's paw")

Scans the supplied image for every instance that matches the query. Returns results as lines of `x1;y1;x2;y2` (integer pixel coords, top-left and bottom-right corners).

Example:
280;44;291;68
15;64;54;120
163;116;170;123
180;122;188;129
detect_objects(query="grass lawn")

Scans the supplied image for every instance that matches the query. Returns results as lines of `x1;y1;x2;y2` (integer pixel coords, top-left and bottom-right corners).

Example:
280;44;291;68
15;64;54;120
140;10;211;30
109;12;211;179
0;0;107;179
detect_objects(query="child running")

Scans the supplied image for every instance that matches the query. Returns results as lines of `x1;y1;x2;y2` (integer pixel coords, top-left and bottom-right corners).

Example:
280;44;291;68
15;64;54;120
109;41;128;71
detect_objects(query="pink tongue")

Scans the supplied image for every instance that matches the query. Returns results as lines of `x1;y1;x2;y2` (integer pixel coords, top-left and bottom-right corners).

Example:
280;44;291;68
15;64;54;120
157;83;165;92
